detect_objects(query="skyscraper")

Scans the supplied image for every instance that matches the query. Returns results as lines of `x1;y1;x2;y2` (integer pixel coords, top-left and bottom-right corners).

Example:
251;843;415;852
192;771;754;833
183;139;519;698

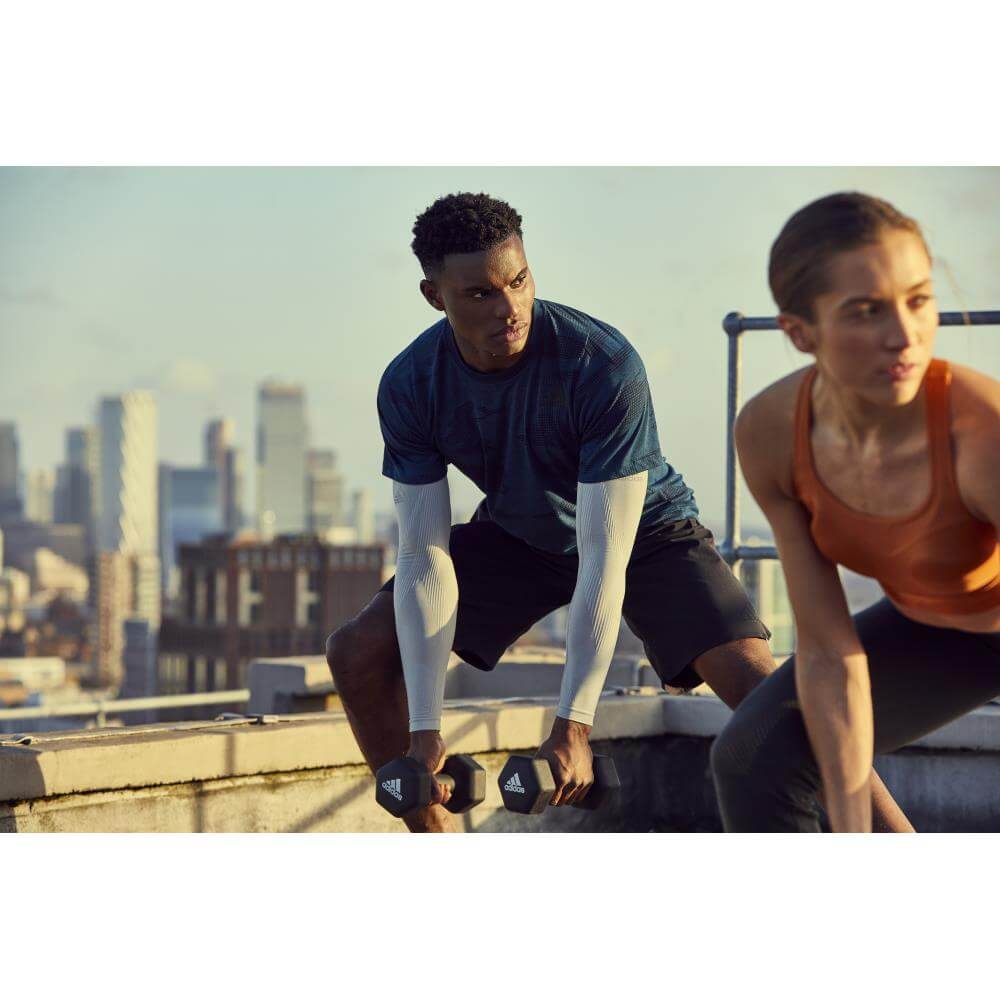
203;418;234;469
0;423;22;524
95;392;160;685
307;448;343;534
159;463;222;595
25;469;55;524
256;382;307;536
222;446;245;534
54;427;96;531
203;418;244;534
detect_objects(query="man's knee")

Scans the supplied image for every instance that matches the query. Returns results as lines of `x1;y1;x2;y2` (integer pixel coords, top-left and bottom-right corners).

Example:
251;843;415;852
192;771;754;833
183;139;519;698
325;597;399;697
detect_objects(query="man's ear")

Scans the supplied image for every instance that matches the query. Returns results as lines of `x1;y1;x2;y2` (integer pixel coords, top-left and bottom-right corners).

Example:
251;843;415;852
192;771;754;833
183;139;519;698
420;278;445;312
778;312;816;355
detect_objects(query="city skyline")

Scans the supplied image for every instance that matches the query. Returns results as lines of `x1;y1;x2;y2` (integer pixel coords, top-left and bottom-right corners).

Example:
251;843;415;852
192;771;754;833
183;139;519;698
2;167;999;528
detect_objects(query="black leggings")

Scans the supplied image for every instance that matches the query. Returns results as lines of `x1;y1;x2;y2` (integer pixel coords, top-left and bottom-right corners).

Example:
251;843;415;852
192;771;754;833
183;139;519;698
711;598;1000;832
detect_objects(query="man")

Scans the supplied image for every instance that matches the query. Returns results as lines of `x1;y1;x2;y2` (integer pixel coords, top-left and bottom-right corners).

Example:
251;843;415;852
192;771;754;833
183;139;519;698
325;191;902;833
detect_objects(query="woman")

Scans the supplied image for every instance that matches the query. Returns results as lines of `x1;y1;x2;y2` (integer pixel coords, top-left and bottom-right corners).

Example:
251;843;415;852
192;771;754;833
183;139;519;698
711;191;1000;832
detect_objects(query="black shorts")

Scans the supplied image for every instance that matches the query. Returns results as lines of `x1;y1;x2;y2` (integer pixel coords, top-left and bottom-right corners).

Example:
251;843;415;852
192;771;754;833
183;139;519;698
380;516;770;691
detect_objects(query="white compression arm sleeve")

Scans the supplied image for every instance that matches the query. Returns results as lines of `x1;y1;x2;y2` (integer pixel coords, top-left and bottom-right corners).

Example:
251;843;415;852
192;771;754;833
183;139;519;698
557;471;648;725
392;478;458;732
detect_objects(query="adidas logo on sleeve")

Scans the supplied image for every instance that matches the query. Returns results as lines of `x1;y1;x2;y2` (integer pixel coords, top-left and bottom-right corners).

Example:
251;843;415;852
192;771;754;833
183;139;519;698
381;777;403;801
503;772;526;794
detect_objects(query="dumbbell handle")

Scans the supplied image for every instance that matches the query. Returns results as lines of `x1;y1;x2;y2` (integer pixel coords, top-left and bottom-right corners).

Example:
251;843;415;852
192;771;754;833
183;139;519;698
376;754;486;818
499;753;620;815
555;754;615;808
433;773;456;793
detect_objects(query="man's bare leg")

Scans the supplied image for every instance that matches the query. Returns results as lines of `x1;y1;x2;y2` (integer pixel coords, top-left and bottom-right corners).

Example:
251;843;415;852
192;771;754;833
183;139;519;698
326;592;457;833
692;637;914;833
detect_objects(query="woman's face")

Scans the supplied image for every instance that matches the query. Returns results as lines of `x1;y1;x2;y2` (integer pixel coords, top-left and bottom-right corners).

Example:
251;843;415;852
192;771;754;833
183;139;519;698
784;229;938;407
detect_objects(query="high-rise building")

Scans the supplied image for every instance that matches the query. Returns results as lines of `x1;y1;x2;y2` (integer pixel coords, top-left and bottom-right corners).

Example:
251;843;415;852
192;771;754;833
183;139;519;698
25;469;55;524
159;463;222;595
203;418;244;534
94;392;160;685
0;422;22;524
95;550;132;685
54;427;96;531
307;449;343;534
256;382;307;536
203;418;234;468
223;446;245;534
351;488;374;545
97;393;158;558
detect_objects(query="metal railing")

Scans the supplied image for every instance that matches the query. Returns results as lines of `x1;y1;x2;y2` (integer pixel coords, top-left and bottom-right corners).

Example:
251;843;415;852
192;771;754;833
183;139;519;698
0;689;250;730
720;309;1000;577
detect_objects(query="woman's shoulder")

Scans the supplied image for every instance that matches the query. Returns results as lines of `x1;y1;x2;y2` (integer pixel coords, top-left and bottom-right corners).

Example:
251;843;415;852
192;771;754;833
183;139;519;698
947;359;1000;406
738;365;813;435
945;362;1000;517
946;360;1000;444
736;366;814;495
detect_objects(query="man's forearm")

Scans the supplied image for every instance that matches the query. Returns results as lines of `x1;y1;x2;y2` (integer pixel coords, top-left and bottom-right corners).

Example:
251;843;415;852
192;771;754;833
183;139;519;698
557;552;630;724
556;473;646;725
392;478;457;732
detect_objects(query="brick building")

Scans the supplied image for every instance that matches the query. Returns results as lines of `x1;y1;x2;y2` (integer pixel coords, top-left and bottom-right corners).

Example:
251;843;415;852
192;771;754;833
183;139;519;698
158;533;385;693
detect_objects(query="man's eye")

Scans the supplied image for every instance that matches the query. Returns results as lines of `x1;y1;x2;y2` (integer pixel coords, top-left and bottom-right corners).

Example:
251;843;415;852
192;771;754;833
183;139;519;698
853;303;878;319
511;275;525;288
911;294;932;309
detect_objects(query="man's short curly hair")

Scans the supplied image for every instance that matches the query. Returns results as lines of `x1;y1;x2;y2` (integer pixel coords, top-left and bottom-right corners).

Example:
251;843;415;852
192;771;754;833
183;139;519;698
411;192;523;274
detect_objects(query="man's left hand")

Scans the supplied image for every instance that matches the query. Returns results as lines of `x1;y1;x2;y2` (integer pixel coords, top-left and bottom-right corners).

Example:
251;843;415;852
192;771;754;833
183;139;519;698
537;717;594;807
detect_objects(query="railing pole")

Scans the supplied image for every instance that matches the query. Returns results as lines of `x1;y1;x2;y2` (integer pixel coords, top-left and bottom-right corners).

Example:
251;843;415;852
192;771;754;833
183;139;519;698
722;312;744;580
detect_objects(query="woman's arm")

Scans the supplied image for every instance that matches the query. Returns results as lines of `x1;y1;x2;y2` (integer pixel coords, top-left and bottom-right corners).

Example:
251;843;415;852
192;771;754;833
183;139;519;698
736;389;874;832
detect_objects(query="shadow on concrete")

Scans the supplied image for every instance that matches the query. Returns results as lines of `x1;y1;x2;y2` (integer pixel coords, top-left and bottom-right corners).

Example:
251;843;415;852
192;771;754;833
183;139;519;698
282;709;510;833
471;737;725;833
0;741;49;833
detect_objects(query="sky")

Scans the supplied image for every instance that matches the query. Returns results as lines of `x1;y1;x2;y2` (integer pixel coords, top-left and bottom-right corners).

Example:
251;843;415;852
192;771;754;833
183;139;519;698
2;166;999;532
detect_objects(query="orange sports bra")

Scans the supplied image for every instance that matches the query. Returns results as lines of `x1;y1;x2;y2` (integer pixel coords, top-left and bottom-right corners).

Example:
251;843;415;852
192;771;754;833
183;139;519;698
792;359;1000;616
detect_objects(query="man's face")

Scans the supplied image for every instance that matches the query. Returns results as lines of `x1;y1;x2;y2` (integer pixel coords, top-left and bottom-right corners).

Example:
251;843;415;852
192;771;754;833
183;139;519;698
420;234;535;373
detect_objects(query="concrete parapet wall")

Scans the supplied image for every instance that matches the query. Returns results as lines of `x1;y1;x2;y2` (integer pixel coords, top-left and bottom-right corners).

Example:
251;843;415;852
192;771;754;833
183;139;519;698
3;693;1000;832
247;649;664;715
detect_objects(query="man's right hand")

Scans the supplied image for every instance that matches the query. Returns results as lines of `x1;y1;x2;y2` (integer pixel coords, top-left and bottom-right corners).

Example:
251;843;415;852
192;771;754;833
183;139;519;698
406;730;452;807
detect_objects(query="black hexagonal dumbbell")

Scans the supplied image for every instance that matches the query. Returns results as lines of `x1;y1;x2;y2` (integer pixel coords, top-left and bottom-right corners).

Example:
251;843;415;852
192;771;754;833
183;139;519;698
375;754;487;818
498;753;621;814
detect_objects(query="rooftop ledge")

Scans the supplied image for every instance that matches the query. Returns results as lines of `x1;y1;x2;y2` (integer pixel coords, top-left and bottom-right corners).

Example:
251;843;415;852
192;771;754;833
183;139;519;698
3;689;1000;806
4;646;1000;831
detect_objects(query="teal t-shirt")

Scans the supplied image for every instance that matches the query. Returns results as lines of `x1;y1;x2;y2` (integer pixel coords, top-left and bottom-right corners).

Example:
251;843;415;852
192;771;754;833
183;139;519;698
378;298;698;555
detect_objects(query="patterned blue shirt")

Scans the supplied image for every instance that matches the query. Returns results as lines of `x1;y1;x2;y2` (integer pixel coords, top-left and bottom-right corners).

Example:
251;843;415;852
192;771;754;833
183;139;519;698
378;298;698;554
